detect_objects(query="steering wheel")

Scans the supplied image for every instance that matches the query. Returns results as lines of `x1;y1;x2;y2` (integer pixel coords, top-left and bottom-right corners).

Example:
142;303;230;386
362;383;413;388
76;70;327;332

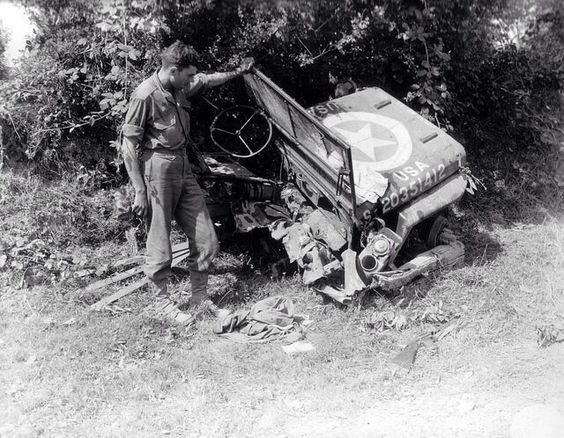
210;105;273;158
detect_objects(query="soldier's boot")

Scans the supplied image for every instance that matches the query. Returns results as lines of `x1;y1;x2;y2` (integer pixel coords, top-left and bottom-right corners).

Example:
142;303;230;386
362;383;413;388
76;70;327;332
148;279;195;326
186;270;229;320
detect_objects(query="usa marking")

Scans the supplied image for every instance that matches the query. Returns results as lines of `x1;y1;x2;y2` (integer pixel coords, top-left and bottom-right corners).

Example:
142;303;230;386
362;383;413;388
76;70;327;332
381;162;446;213
308;102;341;117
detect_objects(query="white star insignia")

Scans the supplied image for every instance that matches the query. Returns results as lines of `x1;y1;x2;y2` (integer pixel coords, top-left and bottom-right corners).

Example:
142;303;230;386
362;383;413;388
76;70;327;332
333;123;396;161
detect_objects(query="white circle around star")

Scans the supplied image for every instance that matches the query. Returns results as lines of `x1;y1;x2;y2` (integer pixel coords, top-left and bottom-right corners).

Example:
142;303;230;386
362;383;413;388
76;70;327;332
323;112;413;172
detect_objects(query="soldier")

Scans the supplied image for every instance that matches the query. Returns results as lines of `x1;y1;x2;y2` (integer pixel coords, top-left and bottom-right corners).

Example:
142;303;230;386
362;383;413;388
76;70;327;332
121;40;252;323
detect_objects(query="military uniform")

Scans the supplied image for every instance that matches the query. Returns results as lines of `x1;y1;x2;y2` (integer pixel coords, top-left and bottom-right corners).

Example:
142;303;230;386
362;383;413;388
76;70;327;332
122;70;237;295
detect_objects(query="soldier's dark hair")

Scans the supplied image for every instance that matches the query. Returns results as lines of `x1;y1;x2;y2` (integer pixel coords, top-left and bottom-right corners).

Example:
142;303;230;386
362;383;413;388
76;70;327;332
161;40;199;69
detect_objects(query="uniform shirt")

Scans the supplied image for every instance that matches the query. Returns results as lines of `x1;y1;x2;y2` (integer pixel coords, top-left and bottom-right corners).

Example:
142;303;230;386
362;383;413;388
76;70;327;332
122;70;237;151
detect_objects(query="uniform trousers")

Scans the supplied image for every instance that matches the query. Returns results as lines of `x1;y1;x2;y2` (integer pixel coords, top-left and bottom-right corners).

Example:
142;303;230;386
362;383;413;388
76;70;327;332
141;148;218;291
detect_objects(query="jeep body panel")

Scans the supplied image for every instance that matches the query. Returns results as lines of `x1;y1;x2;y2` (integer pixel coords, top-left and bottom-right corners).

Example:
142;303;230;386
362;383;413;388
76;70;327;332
244;70;358;229
310;88;467;215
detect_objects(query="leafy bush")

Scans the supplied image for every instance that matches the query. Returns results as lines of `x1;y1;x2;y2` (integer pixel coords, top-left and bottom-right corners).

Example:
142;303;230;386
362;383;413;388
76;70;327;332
0;0;562;214
0;24;7;80
0;1;163;172
0;169;126;247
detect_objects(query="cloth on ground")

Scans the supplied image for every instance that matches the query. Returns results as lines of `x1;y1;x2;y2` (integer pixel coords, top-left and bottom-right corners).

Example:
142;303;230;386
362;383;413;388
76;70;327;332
214;296;304;343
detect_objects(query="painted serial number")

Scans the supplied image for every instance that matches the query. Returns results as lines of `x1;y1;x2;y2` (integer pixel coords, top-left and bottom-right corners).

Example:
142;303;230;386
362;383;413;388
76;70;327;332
381;162;446;213
308;101;341;118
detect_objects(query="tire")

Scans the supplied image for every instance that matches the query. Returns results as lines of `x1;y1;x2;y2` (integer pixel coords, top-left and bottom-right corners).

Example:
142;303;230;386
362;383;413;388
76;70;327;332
420;214;448;248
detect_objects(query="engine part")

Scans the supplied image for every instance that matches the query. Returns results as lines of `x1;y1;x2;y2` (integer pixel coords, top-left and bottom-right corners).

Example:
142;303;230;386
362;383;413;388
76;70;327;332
358;228;400;276
234;180;279;202
371;241;465;291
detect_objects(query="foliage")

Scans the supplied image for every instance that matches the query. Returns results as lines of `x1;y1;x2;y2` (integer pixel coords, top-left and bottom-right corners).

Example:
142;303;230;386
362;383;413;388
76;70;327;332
0;24;7;80
0;0;163;172
0;168;136;287
448;2;564;214
0;0;562;212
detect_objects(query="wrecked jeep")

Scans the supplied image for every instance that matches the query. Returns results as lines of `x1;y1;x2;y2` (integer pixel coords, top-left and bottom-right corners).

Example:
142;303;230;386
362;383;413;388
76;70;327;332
196;69;469;302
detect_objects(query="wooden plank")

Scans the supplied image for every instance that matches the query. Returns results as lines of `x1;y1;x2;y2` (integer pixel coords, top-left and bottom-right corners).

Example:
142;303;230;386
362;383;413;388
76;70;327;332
90;249;191;311
90;278;148;311
110;242;187;268
84;247;190;293
83;265;144;293
112;255;145;269
172;242;189;254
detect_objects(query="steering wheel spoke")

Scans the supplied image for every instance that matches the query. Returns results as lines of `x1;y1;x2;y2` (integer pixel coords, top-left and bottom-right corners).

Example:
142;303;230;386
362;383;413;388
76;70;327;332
210;105;273;158
211;127;237;136
239;135;254;156
238;111;258;133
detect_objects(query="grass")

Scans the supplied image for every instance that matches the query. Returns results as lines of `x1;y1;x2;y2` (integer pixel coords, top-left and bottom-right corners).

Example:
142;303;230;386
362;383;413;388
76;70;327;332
1;169;564;437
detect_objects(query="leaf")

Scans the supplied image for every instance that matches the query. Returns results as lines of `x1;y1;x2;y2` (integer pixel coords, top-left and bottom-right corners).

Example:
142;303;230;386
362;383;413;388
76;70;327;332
11;260;24;270
392;311;408;330
96;21;112;32
111;65;121;75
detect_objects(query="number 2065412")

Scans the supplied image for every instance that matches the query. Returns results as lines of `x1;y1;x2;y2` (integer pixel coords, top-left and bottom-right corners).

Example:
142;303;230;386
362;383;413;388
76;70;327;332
380;162;446;213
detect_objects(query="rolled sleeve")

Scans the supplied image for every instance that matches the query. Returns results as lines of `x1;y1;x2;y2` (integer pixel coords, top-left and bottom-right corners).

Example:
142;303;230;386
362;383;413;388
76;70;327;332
122;123;145;138
121;97;149;144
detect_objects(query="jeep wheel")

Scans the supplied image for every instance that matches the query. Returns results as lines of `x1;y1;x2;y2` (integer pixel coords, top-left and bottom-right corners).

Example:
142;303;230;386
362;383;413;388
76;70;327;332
420;214;448;248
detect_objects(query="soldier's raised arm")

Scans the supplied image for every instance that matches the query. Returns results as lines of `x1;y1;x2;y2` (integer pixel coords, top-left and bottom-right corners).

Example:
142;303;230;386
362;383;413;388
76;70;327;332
185;57;254;98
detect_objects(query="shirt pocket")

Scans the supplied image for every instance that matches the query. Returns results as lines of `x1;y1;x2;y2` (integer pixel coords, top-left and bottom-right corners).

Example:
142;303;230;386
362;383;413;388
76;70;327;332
154;113;177;131
152;102;185;147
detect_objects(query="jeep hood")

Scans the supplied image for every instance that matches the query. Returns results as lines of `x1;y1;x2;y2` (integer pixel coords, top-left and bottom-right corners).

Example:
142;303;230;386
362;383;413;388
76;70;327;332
244;70;466;217
311;88;466;208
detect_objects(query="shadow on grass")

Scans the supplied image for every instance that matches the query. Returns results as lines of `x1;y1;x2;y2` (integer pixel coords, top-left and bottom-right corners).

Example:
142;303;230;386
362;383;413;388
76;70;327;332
169;228;297;307
359;214;505;308
462;227;504;265
459;184;563;229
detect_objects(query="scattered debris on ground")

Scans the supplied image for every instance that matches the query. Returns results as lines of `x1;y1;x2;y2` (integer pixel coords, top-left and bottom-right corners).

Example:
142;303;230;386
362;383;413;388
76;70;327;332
364;298;455;332
537;324;564;348
282;340;316;355
88;242;190;311
391;317;468;369
214;296;311;343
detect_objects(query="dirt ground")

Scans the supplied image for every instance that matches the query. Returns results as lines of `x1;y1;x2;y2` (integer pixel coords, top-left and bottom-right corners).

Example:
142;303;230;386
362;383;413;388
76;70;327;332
1;216;564;437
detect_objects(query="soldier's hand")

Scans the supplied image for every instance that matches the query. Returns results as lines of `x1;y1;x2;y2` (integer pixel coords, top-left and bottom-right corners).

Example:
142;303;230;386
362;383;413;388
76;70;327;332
238;57;254;75
132;190;148;218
